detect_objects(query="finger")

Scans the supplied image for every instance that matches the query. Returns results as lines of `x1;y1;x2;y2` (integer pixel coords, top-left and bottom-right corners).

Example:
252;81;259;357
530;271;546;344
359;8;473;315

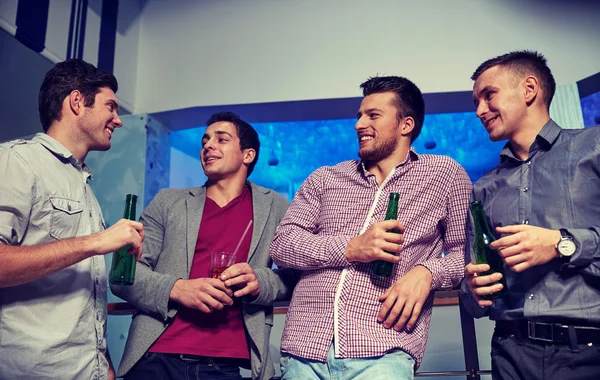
374;249;401;263
474;283;503;298
490;235;520;250
478;299;494;307
379;287;392;302
207;289;233;306
208;279;234;296
406;302;422;330
225;274;254;288
393;300;414;331
378;220;405;233
377;292;396;322
465;263;490;275
497;244;525;260
509;261;530;273
471;272;503;287
221;263;251;281
384;297;406;329
496;225;528;234
129;220;144;232
384;231;404;244
194;292;222;312
503;250;527;265
234;282;259;297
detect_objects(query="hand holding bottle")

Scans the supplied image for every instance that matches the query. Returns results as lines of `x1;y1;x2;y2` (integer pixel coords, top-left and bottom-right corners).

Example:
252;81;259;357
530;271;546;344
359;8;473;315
345;219;404;263
89;218;144;259
464;262;505;307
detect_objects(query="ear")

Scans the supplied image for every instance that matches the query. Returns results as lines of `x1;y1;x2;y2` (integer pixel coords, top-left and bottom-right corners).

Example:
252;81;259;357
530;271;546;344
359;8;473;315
523;76;539;106
68;90;84;116
242;148;256;165
400;116;415;137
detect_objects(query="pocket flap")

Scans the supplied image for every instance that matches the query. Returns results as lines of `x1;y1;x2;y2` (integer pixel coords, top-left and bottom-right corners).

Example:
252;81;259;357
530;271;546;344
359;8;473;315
50;197;83;215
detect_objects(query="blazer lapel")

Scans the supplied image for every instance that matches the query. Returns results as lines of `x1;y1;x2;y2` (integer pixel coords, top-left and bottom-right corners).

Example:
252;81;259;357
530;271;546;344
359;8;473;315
186;187;206;274
248;182;272;262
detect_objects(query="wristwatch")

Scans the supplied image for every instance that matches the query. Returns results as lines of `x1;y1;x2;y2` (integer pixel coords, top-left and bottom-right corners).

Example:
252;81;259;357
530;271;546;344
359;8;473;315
556;229;576;258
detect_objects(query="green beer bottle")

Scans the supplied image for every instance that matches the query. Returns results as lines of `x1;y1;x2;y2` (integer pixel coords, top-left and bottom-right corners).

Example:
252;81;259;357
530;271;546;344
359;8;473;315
372;192;400;278
109;194;138;286
470;200;507;300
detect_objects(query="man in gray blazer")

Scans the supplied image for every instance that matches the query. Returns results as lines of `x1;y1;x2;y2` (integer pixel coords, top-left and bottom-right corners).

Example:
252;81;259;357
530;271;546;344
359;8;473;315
112;112;296;380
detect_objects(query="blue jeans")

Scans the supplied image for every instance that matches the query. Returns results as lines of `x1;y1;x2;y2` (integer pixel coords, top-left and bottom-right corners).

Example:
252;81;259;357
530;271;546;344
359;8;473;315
280;343;415;380
125;352;244;380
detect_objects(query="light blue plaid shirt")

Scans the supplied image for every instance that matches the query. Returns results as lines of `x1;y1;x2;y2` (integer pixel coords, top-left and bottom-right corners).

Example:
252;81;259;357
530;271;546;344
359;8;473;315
0;133;109;379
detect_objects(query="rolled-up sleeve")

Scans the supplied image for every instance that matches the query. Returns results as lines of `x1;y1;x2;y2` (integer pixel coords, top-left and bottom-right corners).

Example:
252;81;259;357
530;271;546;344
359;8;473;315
0;147;35;245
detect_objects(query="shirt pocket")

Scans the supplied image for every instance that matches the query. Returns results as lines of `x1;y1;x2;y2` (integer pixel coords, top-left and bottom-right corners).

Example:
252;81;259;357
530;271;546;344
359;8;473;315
49;197;84;240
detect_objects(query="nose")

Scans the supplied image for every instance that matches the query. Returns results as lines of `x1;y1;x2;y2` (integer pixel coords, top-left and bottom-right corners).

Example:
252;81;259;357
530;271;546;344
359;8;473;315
355;117;367;131
202;137;216;151
113;114;123;128
475;101;488;120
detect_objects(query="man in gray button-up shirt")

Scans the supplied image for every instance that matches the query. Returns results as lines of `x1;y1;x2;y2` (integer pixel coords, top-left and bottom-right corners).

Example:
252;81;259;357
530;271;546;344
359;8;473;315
0;59;144;380
461;51;600;379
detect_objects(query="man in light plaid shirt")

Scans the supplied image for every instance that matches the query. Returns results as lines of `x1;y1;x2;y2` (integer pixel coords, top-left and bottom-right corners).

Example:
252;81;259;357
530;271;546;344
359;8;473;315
270;76;472;379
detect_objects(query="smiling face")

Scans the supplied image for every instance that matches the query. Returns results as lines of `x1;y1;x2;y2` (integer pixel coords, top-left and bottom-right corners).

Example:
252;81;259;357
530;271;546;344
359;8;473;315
473;65;527;142
355;92;405;163
200;121;254;181
78;87;122;151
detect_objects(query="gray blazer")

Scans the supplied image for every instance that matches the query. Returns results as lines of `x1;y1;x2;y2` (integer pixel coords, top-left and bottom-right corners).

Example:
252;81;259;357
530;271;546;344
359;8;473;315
112;182;296;379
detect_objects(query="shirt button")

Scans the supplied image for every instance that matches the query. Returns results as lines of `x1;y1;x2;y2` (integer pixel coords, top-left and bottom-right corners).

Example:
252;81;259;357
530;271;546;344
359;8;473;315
523;187;529;192
521;220;529;225
528;294;535;300
526;161;531;165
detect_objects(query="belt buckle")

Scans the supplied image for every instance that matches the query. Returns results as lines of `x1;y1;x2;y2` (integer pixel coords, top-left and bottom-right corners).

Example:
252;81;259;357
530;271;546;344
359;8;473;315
527;321;554;343
179;354;201;362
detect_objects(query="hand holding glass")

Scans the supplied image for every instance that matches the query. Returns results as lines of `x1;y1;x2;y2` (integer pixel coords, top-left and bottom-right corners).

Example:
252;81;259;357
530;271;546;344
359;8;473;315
210;252;236;279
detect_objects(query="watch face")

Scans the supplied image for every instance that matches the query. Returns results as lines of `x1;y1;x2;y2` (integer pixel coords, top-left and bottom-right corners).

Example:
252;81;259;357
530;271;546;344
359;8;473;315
558;239;576;256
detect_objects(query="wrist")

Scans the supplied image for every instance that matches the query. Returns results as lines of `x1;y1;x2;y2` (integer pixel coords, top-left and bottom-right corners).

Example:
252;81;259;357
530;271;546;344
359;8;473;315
80;234;102;258
169;279;182;302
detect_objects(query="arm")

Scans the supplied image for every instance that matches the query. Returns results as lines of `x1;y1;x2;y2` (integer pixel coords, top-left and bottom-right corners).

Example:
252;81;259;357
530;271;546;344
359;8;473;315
110;190;182;320
458;191;493;318
270;169;401;270
377;163;472;330
111;190;235;317
0;148;143;288
224;196;301;306
270;169;353;270
420;163;473;291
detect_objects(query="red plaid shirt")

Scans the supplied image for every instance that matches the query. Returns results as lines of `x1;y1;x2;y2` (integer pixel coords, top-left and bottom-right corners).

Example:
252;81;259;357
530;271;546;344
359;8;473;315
270;150;472;368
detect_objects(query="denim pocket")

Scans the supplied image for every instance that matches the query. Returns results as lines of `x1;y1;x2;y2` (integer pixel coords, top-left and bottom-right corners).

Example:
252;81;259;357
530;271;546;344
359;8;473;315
49;197;83;239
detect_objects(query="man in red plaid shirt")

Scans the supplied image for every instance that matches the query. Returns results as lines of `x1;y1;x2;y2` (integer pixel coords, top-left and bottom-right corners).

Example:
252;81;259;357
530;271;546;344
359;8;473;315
270;76;472;379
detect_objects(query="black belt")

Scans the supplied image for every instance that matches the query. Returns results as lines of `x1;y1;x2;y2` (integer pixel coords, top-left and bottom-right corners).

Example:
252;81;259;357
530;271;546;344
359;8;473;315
496;320;600;344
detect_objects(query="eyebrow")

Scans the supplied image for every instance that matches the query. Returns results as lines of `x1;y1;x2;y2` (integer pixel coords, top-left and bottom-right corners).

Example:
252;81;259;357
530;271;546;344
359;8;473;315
201;130;234;140
356;108;384;118
473;85;496;101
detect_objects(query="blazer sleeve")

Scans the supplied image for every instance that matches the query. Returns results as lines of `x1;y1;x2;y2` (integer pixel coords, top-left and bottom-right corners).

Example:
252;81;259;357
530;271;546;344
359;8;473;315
110;189;180;321
247;194;301;306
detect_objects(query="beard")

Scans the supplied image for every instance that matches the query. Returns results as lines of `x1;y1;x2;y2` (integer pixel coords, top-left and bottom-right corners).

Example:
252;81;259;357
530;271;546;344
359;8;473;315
358;136;398;163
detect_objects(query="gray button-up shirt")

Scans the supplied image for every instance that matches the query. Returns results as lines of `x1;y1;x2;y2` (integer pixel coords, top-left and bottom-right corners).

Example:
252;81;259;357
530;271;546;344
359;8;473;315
0;134;108;379
460;120;600;324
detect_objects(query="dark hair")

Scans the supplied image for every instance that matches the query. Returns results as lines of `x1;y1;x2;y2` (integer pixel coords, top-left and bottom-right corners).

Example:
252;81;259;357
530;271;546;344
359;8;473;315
206;112;260;176
359;76;425;142
38;59;118;132
471;50;556;110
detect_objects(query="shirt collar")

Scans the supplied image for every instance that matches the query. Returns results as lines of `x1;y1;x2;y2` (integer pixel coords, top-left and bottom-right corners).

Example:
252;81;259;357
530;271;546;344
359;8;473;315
33;133;93;177
499;119;561;163
358;146;420;176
